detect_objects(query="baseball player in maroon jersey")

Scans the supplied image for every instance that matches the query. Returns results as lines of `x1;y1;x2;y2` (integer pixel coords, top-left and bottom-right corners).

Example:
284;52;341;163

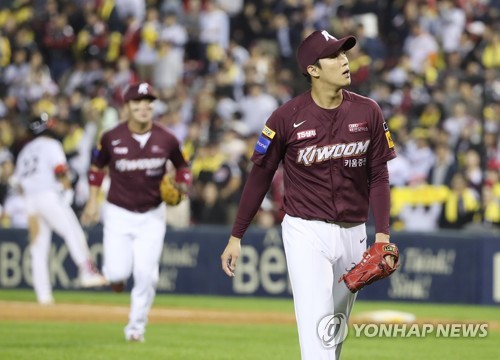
221;30;397;359
81;83;192;342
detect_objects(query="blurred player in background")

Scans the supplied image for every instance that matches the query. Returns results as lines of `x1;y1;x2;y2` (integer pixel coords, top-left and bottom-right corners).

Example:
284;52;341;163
221;30;397;359
81;83;192;342
13;113;107;305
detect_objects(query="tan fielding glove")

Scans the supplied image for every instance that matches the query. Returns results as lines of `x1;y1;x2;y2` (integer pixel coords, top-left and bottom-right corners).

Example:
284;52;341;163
160;175;183;206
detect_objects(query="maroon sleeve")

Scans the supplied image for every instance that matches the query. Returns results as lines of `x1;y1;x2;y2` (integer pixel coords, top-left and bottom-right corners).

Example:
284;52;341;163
250;112;286;172
165;132;189;169
170;146;189;169
368;101;397;168
92;132;111;168
369;163;391;234
231;164;276;239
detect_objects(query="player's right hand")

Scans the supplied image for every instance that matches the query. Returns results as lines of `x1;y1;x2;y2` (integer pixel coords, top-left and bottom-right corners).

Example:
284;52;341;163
80;199;100;227
221;236;241;277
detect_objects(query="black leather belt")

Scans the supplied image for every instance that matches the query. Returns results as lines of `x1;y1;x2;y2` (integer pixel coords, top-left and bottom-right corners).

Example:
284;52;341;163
316;219;363;228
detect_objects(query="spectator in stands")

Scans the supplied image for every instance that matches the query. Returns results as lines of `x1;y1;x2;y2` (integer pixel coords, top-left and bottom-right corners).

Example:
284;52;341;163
438;172;480;229
159;9;188;60
115;0;146;23
158;103;188;143
463;149;483;194
192;181;227;225
238;82;278;135
481;163;500;227
134;7;161;82
42;13;75;82
387;142;411;187
3;47;29;100
74;11;108;61
0;0;499;232
354;21;387;72
198;0;230;73
443;102;476;148
399;201;442;232
24;50;58;103
1;187;27;228
152;39;183;92
437;0;466;54
481;30;500;69
403;22;439;74
405;128;435;185
427;143;457;186
214;128;246;224
0;140;14;214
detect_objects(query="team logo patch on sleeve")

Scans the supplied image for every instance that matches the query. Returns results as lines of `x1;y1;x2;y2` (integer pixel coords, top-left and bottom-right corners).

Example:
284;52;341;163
262;125;276;139
255;134;271;154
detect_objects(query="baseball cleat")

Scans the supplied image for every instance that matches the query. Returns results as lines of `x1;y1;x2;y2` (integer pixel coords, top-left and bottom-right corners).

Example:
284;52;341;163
126;333;145;343
79;260;108;288
38;296;55;306
110;281;125;293
80;271;108;288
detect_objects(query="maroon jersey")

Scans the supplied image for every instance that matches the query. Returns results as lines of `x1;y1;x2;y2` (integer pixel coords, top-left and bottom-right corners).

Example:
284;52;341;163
251;89;396;223
93;122;188;212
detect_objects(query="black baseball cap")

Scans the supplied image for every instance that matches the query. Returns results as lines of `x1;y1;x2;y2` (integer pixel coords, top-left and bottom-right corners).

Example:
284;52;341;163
296;30;356;74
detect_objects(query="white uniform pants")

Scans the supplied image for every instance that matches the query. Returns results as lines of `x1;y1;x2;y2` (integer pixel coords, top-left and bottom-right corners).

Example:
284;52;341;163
26;191;90;303
282;215;367;360
102;202;166;337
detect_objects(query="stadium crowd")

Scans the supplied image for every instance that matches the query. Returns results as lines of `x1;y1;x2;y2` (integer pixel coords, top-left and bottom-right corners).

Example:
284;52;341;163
0;0;499;231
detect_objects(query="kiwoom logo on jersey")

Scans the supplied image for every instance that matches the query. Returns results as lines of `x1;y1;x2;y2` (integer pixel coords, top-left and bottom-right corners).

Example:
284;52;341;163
297;140;370;166
317;313;349;348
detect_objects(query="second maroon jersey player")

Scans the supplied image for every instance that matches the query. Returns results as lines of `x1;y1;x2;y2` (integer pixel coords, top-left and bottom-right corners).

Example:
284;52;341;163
81;82;191;343
93;121;187;212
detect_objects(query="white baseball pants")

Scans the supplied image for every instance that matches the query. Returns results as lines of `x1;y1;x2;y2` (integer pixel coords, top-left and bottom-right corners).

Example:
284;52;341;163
26;191;91;304
102;202;166;338
282;214;367;360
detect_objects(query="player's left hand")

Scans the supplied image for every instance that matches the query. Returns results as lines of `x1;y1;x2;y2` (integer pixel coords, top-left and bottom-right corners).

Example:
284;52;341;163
221;236;241;277
374;233;396;268
339;235;400;293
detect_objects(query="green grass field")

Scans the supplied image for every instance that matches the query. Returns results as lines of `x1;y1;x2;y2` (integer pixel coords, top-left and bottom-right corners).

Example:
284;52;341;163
1;289;499;360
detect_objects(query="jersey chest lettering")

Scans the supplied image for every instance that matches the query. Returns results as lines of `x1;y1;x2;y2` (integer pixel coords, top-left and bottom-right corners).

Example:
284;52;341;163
115;157;166;172
296;140;370;166
296;129;317;140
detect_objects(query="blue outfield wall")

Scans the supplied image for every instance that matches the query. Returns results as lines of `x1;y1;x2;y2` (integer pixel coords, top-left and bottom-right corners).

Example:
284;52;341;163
0;226;499;305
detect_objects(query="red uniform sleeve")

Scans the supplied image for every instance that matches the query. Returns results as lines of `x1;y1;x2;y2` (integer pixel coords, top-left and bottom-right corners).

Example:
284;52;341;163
231;164;276;239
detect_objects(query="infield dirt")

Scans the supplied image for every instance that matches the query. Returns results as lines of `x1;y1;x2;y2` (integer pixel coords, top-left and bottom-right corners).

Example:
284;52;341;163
1;301;499;330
